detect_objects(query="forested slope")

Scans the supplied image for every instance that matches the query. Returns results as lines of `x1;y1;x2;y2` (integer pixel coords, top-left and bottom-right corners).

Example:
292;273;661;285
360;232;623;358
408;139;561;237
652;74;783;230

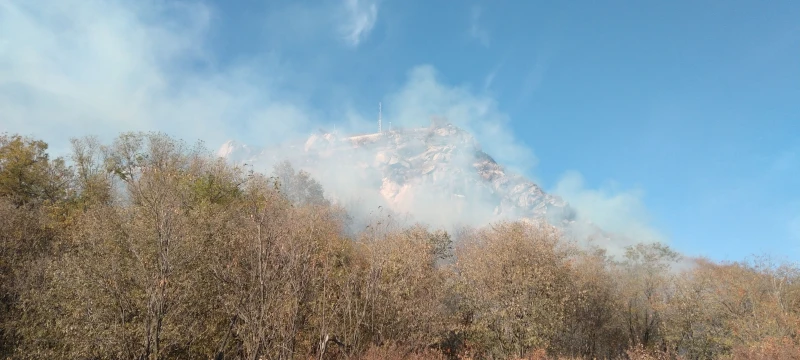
1;132;798;360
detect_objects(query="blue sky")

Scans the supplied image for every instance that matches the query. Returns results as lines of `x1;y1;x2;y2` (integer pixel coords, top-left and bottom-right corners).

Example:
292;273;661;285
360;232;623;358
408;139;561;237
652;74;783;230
2;0;799;261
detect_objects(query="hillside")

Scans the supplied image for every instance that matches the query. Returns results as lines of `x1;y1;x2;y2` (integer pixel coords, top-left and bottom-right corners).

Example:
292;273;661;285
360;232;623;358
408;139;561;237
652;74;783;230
3;132;799;360
218;121;577;230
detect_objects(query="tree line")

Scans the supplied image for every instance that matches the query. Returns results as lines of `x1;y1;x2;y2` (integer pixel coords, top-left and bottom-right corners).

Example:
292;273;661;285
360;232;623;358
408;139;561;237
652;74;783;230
1;132;799;359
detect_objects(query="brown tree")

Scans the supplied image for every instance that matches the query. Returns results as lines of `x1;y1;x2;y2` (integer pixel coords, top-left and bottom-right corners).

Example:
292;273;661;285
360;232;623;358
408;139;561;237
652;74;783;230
454;221;575;359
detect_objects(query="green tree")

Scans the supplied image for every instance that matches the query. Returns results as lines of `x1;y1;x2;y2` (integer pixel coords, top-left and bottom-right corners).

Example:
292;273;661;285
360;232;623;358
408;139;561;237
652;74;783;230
272;160;329;207
0;134;71;358
0;134;71;207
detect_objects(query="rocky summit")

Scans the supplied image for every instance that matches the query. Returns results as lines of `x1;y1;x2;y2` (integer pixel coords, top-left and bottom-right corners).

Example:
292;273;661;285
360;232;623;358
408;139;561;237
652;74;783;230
218;121;577;229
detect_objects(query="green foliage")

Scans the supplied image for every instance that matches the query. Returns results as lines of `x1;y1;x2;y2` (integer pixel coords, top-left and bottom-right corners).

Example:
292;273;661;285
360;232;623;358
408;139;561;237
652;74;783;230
0;133;71;207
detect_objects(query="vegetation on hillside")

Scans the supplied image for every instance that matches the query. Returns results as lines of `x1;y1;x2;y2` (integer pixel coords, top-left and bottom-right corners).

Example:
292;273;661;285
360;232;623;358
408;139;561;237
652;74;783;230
1;132;799;359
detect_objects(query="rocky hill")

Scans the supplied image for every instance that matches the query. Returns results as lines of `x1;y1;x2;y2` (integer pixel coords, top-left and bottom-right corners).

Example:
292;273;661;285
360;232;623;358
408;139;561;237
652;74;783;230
218;122;578;231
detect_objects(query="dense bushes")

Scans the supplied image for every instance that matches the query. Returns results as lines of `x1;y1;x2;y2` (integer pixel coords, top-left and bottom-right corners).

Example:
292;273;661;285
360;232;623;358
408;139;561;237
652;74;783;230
1;132;799;359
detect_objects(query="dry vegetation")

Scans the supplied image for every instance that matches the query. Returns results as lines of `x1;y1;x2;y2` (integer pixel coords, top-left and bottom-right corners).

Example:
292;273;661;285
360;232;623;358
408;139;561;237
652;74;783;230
1;132;799;359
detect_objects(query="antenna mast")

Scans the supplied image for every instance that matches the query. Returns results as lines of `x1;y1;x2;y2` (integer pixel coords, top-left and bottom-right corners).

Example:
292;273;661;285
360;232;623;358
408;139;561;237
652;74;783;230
378;102;382;133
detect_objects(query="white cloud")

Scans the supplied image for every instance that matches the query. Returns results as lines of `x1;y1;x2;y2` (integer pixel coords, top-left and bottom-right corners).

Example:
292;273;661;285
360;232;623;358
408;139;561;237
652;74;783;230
339;0;379;47
469;5;490;47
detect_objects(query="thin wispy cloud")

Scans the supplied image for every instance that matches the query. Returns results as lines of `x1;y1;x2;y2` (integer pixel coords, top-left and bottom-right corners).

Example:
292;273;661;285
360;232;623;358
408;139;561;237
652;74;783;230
483;61;505;92
518;54;548;103
469;5;490;47
339;0;379;47
482;70;497;92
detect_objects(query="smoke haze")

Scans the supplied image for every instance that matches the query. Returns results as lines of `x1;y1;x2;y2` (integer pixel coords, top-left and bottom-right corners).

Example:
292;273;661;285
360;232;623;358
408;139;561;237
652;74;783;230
1;0;668;256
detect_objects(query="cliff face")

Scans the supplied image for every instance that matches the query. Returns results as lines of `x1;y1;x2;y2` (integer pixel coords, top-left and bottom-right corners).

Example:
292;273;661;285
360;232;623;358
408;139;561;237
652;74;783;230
218;122;576;229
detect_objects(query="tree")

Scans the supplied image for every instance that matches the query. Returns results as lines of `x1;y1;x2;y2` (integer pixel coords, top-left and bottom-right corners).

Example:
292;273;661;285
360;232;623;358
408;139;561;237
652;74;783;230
0;134;71;357
454;221;575;358
356;224;452;351
660;258;733;359
272;160;329;207
0;133;71;207
617;242;680;350
14;133;243;359
69;136;115;208
556;249;628;359
0;197;57;357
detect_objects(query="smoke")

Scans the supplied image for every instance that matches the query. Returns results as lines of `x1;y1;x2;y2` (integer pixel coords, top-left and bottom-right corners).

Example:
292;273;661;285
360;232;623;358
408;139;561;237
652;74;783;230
0;0;317;155
384;66;537;174
552;171;667;257
1;0;671;255
191;59;544;234
339;0;380;47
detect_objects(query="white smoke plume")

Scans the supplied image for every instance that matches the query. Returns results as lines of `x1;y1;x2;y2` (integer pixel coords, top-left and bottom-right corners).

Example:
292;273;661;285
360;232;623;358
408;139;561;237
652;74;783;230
1;0;669;256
